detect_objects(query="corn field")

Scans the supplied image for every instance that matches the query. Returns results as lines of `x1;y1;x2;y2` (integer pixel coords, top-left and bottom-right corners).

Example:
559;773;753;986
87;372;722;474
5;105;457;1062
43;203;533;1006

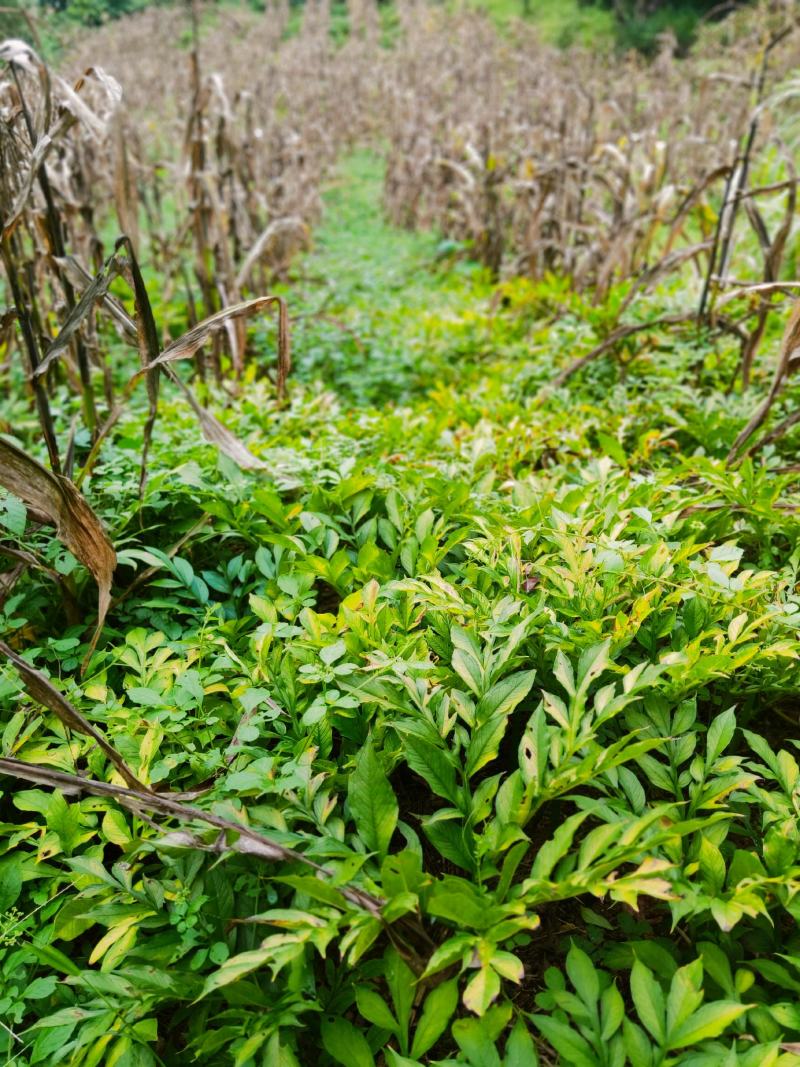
3;1;800;1064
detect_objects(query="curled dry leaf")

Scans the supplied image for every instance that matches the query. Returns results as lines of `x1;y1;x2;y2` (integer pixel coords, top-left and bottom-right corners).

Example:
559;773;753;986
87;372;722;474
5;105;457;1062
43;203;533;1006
34;245;127;377
235;217;307;291
55;65;122;140
0;37;39;71
165;367;267;470
0;437;116;643
144;295;292;403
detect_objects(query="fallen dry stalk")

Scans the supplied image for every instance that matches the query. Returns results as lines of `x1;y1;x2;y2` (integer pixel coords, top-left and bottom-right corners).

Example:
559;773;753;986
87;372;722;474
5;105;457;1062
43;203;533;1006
727;299;800;462
0;756;385;916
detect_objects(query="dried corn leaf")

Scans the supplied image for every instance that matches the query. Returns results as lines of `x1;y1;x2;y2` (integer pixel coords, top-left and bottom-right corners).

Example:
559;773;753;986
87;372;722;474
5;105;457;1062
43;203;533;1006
39;253;276;474
0;437;115;638
165;367;266;471
34;247;125;377
144;295;291;402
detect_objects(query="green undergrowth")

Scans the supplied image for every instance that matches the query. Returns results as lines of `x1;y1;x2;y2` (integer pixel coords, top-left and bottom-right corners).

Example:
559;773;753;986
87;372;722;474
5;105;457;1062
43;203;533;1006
285;155;497;404
460;0;616;47
4;152;800;1066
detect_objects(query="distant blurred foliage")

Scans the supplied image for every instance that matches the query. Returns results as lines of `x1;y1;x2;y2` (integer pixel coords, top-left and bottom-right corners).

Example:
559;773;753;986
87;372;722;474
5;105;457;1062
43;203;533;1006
583;0;755;52
0;0;163;37
0;1;31;38
2;0;759;49
40;0;166;27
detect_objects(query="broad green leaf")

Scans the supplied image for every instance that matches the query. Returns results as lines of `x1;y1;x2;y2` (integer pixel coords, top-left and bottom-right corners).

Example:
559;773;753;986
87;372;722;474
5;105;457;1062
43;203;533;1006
630;959;666;1043
697;942;734;997
239;687;274;714
576;640;610;695
622;1019;654;1067
101;810;132;848
28;941;81;977
751;959;800;993
198;947;273;998
451;624;483;660
771;1002;800;1029
0;856;22;911
104;1035;134;1067
427;877;489;929
668;1001;750;1048
519;705;548;789
566;944;599;1007
532;1015;596;1067
476;670;536;722
423;816;475;872
503;1017;538;1066
126;687;163;707
54;897;96;941
24;976;58;1000
348;738;398;857
697;837;726;895
421;933;473;978
263;1032;301;1067
527;811;590;882
356;987;399;1033
381;851;426;897
385;1053;422;1067
682;597;707;639
320;640;346;665
463;964;501;1016
601;982;625;1040
490;951;524;983
553;651;575;696
28;1005;106;1029
321;1018;375;1067
496;838;529;902
386;947;416;1039
636;754;676;793
0;493;26;535
665;960;703;1038
466;714;508;777
277;875;348;909
404;737;460;804
453;1015;503;1067
707;708;736;765
597;431;627;466
452;648;484;696
410;977;459;1058
710;898;746;932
